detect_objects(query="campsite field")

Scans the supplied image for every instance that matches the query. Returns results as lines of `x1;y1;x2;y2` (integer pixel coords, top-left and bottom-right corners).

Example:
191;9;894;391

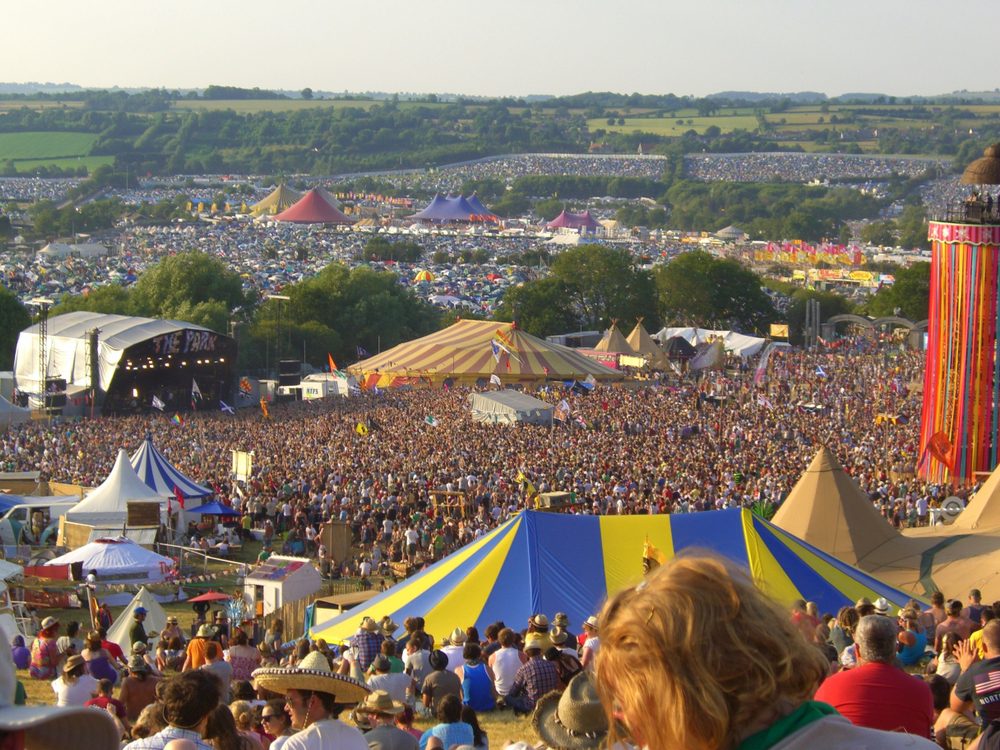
0;132;99;161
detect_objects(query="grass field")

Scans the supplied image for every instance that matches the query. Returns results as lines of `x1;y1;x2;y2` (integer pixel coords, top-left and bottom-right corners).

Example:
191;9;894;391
0;132;99;161
589;115;760;136
0;101;85;112
10;155;112;172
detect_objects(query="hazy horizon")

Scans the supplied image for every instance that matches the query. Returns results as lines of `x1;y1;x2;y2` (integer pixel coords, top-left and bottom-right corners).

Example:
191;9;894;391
3;0;998;99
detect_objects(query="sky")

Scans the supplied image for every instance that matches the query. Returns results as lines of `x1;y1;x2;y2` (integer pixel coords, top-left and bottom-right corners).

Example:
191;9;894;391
4;0;998;98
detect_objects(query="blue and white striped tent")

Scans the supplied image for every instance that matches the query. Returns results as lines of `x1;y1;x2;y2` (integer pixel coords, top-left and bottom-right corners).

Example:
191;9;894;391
130;436;212;499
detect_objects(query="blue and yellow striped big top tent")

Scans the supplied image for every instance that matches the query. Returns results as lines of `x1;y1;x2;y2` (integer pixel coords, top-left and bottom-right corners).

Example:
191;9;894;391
311;509;922;645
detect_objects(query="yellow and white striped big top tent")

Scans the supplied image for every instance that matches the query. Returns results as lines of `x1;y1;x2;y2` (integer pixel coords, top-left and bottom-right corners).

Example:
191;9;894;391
348;320;622;388
310;509;925;646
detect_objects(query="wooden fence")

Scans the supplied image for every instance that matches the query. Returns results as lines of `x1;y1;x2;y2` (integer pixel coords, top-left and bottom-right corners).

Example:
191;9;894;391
262;579;365;640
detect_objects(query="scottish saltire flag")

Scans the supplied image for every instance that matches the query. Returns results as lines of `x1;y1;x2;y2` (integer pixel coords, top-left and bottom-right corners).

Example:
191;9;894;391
373;386;384;396
220;400;235;414
816;365;828;379
151;396;165;411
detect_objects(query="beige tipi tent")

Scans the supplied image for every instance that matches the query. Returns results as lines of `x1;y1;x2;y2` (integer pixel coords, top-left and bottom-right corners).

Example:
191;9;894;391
250;184;302;215
626;319;666;369
106;586;169;655
593;322;637;356
772;446;901;565
952;469;1000;530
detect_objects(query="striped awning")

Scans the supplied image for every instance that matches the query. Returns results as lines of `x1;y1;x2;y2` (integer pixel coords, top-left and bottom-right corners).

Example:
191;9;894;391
130;436;212;499
348;320;622;386
311;508;923;645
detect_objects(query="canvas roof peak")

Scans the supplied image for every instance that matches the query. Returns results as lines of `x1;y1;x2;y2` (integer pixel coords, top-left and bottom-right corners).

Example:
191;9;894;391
67;449;168;526
626;319;665;367
772;445;900;565
273;189;355;224
953;466;1000;530
250;184;301;215
594;322;637;355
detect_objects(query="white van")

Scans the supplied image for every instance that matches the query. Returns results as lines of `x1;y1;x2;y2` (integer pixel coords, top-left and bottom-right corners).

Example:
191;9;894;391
0;500;78;546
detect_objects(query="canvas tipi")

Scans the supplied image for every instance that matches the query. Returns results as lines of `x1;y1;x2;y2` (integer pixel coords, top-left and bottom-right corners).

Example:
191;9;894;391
626;319;666;368
593;322;637;356
106;586;169;655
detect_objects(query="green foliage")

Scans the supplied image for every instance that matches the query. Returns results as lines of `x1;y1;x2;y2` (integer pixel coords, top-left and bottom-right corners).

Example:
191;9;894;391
863;262;931;321
494;278;578;339
202;86;287;100
52;284;131;316
28;197;128;239
487;193;531;218
129;253;244;323
786;289;855;343
360;236;423;263
860;220;897;247
896;205;931;250
654;251;776;332
534;198;564;222
0;285;30;370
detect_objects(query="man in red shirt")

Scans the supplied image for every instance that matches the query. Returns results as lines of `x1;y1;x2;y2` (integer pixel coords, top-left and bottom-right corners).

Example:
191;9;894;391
98;627;127;668
815;615;934;738
86;677;130;733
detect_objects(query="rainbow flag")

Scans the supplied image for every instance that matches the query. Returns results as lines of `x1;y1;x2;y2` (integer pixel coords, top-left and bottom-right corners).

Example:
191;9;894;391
171;414;185;426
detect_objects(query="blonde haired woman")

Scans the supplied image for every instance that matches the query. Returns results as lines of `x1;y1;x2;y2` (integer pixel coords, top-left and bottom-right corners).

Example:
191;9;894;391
229;701;266;750
594;553;939;750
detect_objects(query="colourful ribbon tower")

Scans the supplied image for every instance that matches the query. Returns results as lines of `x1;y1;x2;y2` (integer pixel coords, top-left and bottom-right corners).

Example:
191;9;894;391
920;220;1000;483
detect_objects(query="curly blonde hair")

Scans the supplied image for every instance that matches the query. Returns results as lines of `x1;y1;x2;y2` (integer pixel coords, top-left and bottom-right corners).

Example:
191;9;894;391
595;553;828;750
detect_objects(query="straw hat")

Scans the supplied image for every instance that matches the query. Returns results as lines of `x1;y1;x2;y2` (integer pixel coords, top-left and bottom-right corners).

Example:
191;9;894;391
380;617;399;636
874;598;891;615
252;652;369;703
524;634;546;652
531;614;549;629
533;673;608;750
40;617;58;631
550;627;568;645
355;690;404;716
63;655;85;674
583;616;599;630
360;617;381;633
196;624;215;638
450;628;467;645
0;630;119;750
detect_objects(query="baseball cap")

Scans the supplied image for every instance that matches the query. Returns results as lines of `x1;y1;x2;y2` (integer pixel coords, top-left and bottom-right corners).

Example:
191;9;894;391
134;607;148;615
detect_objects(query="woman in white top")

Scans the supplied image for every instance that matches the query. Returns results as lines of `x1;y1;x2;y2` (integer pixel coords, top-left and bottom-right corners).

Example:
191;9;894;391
580;616;600;672
51;654;99;706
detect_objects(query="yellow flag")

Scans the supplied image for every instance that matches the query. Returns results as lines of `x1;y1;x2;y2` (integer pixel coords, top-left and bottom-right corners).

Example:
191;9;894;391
643;535;668;574
355;422;368;436
769;324;789;338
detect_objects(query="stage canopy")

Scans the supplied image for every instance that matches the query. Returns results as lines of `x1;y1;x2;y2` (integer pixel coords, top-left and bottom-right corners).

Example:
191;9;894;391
250;184;301;215
131;436;212;500
310;508;921;645
46;538;174;583
13;312;236;413
654;326;765;358
467;391;554;425
547;210;599;231
410;195;498;222
273;189;355;224
349;320;622;388
66;449;168;527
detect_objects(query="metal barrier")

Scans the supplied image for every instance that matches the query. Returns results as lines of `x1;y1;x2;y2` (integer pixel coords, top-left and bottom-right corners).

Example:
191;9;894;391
156;542;243;573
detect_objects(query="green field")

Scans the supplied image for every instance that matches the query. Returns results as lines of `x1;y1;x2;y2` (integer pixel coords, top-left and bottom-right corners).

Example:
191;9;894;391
0;132;98;161
589;115;760;136
11;155;113;172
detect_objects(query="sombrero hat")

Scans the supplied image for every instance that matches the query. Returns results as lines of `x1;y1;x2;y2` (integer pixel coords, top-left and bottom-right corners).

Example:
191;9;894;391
252;652;369;703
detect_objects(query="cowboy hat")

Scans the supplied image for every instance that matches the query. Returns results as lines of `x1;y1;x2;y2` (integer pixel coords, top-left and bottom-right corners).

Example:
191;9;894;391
355;689;404;716
530;614;549;629
0;629;118;750
62;655;85;674
380;617;399;636
252;652;369;704
450;628;467;645
533;673;608;750
360;617;381;633
550;627;568;645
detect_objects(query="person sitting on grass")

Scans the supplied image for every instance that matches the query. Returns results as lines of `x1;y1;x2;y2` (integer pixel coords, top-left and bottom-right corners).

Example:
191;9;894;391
503;634;558;716
86;677;131;735
418;694;472;750
125;669;221;750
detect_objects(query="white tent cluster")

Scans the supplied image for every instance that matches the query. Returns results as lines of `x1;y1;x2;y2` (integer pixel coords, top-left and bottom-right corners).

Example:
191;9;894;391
65;449;169;527
654;327;765;357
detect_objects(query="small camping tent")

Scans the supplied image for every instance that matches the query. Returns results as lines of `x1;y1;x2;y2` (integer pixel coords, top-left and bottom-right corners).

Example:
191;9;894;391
467;391;554;425
244;556;321;616
45;538;174;584
106;586;168;654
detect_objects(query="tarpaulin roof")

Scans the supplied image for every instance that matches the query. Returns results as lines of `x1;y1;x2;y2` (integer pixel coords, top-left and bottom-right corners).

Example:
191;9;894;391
467;391;553;425
310;508;921;645
272;189;355;224
348;320;622;386
45;538;174;583
131;436;213;500
546;210;599;230
250;184;301;215
654;327;766;358
411;195;498;222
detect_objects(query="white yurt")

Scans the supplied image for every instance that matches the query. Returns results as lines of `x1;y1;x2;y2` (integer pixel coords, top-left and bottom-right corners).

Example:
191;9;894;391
45;538;174;584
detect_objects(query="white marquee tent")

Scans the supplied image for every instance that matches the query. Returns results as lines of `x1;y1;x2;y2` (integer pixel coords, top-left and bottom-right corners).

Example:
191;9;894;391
65;449;169;527
654;327;766;358
45;538;174;583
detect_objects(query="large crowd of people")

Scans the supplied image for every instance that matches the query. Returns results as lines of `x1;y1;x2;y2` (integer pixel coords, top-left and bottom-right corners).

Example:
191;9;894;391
684;152;944;183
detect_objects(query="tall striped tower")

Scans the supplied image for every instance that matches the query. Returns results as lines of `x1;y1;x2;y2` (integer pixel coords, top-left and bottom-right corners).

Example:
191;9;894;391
920;144;1000;484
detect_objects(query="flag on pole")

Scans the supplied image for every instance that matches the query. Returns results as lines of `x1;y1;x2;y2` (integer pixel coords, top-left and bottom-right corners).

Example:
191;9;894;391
328;353;338;374
191;379;203;410
516;470;536;497
555;400;571;421
174;486;185;510
220;400;235;414
584;374;597;387
260;397;269;419
171;414;185;426
643;535;668;574
357;345;370;358
491;341;501;364
349;382;361;395
355;422;368;436
926;431;955;472
152;396;165;411
815;365;828;380
490;374;502;387
424;416;439;427
373;386;383;397
757;394;774;410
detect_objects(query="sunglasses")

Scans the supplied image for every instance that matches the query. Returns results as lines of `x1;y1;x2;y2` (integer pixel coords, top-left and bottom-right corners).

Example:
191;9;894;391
261;715;280;721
